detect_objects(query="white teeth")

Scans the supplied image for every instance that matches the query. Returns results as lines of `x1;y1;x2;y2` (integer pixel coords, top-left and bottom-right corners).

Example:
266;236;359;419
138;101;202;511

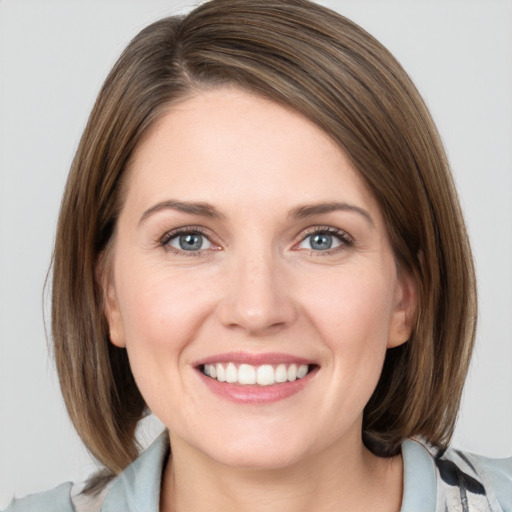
202;362;312;386
216;363;225;382
256;364;275;386
238;364;256;385
225;362;237;383
297;364;308;379
275;364;288;383
287;364;297;381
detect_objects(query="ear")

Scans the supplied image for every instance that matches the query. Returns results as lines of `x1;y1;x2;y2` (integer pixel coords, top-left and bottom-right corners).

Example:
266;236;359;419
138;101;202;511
97;251;126;348
387;267;418;349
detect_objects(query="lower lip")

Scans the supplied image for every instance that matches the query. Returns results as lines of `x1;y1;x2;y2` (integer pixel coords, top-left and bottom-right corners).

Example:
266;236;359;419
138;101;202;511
197;368;317;404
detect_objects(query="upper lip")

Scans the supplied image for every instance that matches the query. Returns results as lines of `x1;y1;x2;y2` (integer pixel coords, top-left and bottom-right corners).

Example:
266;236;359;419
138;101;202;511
193;351;317;367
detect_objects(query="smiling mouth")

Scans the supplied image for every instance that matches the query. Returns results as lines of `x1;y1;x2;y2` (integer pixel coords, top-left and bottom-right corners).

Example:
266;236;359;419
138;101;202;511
200;362;317;386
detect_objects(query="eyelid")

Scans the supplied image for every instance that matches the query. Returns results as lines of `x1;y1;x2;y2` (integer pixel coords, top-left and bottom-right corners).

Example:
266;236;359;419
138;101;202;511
293;225;354;253
159;225;222;255
160;225;207;244
156;224;352;256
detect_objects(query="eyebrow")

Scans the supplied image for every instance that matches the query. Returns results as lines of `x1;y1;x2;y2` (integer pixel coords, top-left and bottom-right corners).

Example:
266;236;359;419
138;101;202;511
139;199;374;227
289;202;374;227
139;200;225;224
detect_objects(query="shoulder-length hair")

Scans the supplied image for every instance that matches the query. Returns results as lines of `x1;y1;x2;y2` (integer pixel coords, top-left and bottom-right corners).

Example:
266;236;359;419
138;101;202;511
52;0;476;475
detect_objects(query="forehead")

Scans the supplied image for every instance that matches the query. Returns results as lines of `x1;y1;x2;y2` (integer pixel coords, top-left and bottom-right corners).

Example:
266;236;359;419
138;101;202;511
123;86;381;221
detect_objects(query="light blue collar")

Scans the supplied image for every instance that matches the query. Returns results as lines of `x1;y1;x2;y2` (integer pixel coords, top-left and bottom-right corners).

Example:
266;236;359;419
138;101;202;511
101;431;169;512
400;439;437;511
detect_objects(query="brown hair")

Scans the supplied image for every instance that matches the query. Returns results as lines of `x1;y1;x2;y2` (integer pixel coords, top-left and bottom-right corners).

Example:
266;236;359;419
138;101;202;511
52;0;476;477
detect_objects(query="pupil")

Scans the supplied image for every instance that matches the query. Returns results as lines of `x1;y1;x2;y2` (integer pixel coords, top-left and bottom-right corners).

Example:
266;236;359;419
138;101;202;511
179;234;202;251
311;233;332;250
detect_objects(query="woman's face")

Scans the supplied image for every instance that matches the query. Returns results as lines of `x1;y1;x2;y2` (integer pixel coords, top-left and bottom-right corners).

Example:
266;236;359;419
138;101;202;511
104;87;415;469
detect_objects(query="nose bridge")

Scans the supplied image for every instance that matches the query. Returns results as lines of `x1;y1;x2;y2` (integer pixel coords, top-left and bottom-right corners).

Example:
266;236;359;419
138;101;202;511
219;241;295;334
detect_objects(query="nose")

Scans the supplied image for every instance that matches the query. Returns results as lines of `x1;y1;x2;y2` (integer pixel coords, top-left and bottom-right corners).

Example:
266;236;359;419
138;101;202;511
217;252;297;336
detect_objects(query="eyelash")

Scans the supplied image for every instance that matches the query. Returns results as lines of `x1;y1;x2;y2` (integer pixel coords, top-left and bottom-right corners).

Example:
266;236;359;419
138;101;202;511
295;226;354;256
159;226;215;257
158;225;353;257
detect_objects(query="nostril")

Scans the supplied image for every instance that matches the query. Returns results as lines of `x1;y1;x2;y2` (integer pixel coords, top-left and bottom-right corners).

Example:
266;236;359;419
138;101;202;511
218;302;295;335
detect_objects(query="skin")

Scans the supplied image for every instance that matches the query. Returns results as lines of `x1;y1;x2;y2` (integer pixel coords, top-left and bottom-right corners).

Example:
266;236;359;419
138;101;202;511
103;87;416;511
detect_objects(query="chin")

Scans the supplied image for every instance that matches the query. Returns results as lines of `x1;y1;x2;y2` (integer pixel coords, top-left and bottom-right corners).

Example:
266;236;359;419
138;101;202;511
208;442;309;471
171;422;315;471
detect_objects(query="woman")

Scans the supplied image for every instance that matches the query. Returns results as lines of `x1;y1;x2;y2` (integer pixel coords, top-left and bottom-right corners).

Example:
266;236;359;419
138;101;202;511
4;0;511;510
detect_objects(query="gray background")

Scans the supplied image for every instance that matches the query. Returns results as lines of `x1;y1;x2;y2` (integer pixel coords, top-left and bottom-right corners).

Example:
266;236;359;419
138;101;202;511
1;0;511;506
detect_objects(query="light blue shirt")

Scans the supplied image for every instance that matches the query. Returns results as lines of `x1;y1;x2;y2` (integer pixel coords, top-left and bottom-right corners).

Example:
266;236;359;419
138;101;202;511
4;432;512;511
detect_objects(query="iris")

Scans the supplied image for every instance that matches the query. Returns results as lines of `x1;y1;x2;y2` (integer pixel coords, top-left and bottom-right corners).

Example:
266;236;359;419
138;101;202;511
179;233;203;251
310;233;333;251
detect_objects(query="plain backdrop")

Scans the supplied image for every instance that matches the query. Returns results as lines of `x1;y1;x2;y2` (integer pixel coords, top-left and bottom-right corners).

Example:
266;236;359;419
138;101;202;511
0;0;511;507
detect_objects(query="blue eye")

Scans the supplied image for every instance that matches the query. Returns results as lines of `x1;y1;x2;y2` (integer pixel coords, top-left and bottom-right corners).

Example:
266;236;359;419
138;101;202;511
309;233;336;251
298;229;350;252
167;232;212;252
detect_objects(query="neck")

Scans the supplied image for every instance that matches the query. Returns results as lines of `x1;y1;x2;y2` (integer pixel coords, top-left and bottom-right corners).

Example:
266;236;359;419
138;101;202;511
160;433;403;512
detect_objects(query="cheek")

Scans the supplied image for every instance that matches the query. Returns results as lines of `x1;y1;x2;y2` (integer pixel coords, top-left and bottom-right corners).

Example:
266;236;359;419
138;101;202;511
304;267;395;345
299;264;396;403
117;258;207;334
113;265;213;384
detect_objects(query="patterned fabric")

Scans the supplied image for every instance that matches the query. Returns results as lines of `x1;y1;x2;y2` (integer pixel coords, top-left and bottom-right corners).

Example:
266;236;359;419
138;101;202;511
428;444;507;512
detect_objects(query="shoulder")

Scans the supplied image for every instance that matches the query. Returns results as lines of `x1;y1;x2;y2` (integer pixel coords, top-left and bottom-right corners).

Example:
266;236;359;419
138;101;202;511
472;452;512;512
3;431;170;512
3;480;110;512
413;439;512;512
2;483;74;512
